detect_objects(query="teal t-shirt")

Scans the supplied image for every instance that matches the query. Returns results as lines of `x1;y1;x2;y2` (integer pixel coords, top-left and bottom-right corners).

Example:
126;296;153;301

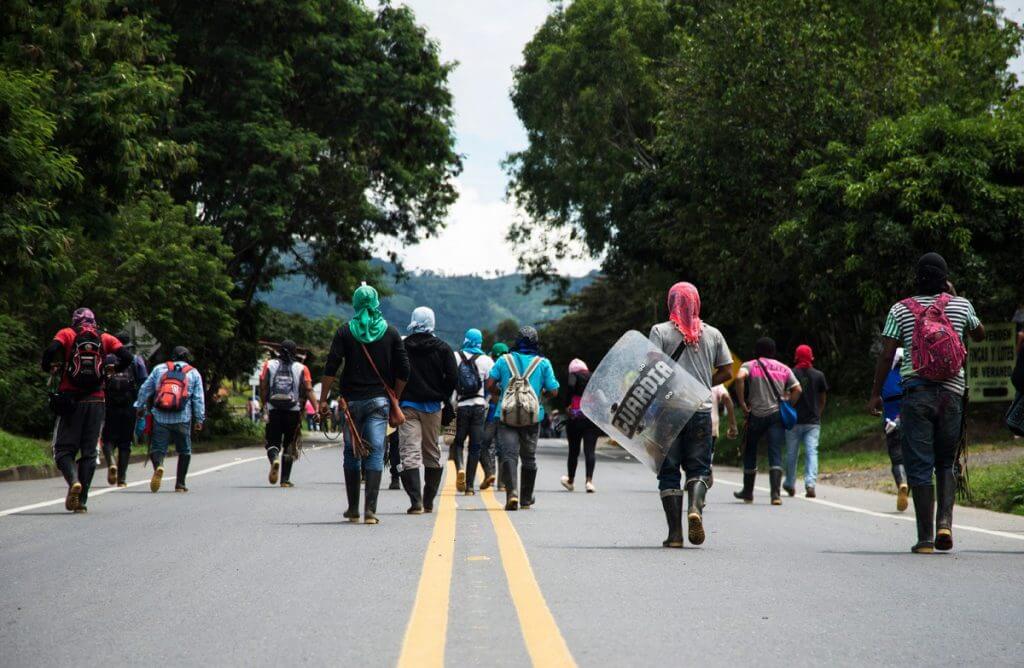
488;352;559;423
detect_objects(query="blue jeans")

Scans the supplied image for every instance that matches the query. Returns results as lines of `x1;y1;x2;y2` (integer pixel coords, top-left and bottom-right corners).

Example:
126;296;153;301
341;397;389;472
784;424;820;488
151;421;192;457
743;411;784;472
900;386;963;487
658;411;712;491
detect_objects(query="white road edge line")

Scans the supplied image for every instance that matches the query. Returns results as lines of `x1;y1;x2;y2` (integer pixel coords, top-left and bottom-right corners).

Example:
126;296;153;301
715;478;1024;542
0;444;334;518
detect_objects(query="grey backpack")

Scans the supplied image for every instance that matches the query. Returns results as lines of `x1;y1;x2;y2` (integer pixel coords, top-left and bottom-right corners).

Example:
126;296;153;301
500;354;543;427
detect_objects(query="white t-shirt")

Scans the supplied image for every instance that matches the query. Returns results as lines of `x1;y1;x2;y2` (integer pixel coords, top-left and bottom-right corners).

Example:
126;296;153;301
453;351;494;407
710;385;729;438
261;358;310;412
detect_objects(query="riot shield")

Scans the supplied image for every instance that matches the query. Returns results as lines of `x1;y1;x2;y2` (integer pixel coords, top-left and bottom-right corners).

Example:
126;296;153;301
581;330;710;472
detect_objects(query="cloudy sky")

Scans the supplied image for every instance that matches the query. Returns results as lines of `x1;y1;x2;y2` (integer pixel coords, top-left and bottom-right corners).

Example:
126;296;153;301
388;0;1024;278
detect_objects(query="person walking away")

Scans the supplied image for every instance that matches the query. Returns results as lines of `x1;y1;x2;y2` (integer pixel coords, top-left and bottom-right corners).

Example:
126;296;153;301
134;346;204;493
395;307;457;513
260;340;315;488
733;338;802;506
452;328;495;495
561;359;601;493
784;345;828;498
42;308;133;512
709;384;739;487
487;328;559;511
483;342;509;488
881;348;910;511
868;252;984;553
304;399;317;431
318;284;409;524
101;353;139;487
115;330;149;387
649;283;734;547
387;428;401;489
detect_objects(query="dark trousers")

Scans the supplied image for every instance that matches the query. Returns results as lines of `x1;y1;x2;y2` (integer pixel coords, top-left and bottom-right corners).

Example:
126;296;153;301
565;418;599;481
658;411;712;490
452;404;486;470
52;400;105;505
885;428;903;466
388;429;400;477
266;409;301;482
901;386;963;487
742;411;784;472
102;407;135;484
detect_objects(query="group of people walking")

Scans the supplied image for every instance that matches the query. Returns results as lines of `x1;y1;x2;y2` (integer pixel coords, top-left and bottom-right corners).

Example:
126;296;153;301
43;308;206;512
40;251;996;555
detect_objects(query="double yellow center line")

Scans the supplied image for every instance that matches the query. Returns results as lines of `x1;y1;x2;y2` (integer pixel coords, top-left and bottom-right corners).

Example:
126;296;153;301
397;462;576;667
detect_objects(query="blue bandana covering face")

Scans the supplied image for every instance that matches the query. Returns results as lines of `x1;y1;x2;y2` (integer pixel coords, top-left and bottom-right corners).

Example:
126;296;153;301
462;328;484;355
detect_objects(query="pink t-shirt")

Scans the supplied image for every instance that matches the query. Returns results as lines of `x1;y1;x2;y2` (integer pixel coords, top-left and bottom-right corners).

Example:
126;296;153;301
741;358;800;418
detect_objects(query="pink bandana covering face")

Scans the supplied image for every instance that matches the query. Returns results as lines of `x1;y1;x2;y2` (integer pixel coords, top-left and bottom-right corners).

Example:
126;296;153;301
667;282;703;347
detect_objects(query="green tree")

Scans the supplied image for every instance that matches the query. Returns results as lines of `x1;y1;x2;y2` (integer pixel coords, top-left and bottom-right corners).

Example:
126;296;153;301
510;0;1021;373
779;98;1024;375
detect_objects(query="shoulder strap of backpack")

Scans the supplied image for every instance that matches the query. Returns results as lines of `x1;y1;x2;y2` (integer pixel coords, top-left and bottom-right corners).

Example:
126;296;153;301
504;353;521;379
458;351;468;365
670;339;687;362
900;297;925;317
470;354;480;364
934;293;953;311
523;356;544;381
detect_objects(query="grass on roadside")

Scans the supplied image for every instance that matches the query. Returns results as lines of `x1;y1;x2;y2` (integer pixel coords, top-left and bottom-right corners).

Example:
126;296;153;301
0;429;51;469
966;458;1024;516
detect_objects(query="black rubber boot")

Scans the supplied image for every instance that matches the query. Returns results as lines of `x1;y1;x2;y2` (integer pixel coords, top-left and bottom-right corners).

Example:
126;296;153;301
422;467;443;513
465;451;480;495
103;444;117;485
660;491;684;548
343;468;361;522
520;467;537;509
77;456;96;507
281;455;293;485
935;469;955;551
503;461;519;511
769;468;783;506
686;478;709;545
363;470;382;525
733;471;755;503
389;474;401;490
911;485;935;553
893;464;909;512
116;445;130;485
401;468;424;514
175;454;191;491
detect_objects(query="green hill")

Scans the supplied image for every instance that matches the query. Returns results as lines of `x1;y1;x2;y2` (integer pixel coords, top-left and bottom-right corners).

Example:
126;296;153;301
259;265;595;346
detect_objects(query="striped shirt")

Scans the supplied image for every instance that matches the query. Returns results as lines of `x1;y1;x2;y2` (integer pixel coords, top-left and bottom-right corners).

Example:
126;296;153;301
881;294;981;395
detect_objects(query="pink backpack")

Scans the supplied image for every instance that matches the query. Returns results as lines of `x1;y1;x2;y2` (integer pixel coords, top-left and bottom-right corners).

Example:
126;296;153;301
901;294;967;381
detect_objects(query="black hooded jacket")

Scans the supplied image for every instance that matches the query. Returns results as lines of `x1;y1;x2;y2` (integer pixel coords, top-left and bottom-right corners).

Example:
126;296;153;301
402;333;458;403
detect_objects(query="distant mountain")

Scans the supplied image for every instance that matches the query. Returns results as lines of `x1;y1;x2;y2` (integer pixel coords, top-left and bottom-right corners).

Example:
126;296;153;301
258;263;596;346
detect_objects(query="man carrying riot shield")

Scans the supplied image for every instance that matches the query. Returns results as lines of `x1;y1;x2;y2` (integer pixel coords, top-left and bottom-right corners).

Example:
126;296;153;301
648;283;734;547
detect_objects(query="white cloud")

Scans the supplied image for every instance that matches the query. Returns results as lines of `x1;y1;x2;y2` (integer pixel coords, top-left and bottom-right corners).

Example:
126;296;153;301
379;179;599;277
389;1;601;277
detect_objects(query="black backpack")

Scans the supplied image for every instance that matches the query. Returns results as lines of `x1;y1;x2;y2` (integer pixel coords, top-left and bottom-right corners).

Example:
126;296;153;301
456;352;482;400
269;359;299;409
105;368;136;408
67;327;103;391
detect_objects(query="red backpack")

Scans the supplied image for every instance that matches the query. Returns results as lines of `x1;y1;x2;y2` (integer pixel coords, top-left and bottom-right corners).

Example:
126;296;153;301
154;362;192;412
901;294;967;381
66;327;103;391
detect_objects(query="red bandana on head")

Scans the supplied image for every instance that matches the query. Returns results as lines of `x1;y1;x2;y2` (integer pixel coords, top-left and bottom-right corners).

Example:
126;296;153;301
667;282;703;347
794;344;814;369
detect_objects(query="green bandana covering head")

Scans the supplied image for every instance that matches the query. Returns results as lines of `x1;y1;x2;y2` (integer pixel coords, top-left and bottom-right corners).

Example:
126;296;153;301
348;284;388;344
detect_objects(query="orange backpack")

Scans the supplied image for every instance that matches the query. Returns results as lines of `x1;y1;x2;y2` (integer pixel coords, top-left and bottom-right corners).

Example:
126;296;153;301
154;362;192;412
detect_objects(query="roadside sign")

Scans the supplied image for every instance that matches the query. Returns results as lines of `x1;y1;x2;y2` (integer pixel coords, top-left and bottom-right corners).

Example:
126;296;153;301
967;322;1016;402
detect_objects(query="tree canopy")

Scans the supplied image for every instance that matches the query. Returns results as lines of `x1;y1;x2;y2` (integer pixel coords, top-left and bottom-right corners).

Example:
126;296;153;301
0;0;459;435
513;0;1023;384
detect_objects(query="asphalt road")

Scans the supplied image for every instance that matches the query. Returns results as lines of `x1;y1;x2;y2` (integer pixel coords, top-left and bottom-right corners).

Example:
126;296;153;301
2;434;1024;667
